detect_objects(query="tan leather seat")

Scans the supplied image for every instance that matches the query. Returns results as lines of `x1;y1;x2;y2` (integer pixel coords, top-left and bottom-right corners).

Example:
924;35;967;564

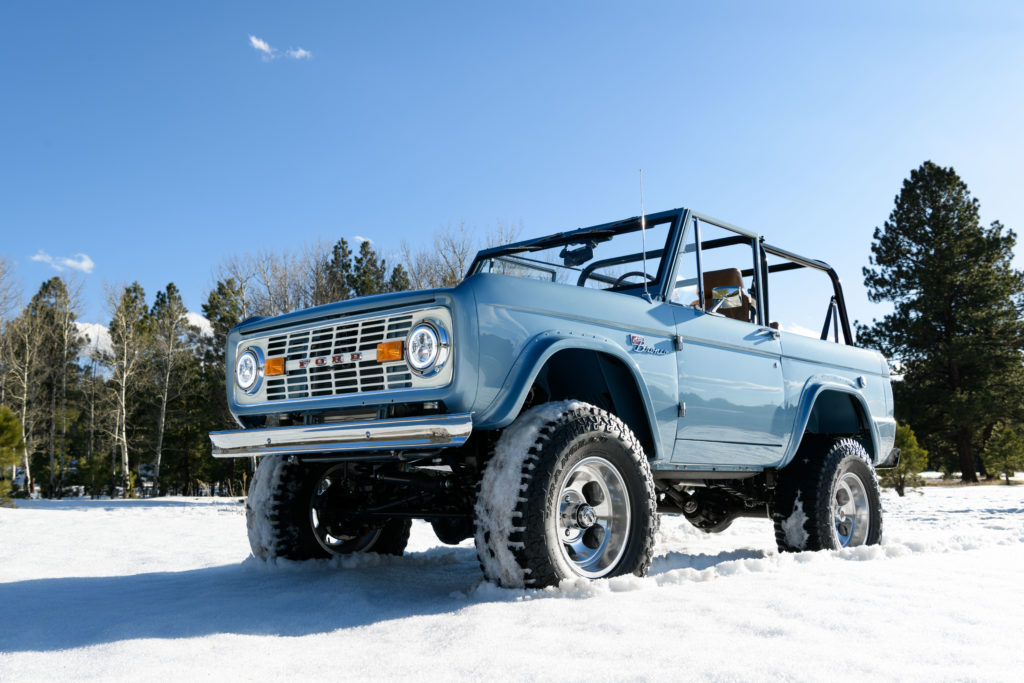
698;268;753;322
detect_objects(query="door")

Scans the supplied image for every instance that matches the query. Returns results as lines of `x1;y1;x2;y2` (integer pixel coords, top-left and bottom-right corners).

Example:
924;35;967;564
673;307;787;465
667;216;789;466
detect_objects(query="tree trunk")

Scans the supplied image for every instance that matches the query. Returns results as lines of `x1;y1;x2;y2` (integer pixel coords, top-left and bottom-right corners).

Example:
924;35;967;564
20;423;31;498
957;428;978;483
110;442;117;498
59;350;68;496
154;364;171;495
87;376;95;496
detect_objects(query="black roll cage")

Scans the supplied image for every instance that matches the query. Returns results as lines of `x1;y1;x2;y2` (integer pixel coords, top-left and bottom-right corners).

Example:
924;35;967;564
467;207;855;346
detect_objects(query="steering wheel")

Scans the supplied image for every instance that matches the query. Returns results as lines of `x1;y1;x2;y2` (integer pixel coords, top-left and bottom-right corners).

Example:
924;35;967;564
612;271;655;288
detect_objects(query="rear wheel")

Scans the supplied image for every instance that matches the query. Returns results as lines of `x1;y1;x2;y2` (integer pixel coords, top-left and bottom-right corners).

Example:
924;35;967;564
475;402;658;588
310;464;411;556
772;438;883;552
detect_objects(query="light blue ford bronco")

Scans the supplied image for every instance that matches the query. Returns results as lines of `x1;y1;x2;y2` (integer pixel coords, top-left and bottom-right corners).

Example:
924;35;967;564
211;207;898;587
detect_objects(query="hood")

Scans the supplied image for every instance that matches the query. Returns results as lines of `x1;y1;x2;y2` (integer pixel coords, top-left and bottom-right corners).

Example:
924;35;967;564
231;287;457;337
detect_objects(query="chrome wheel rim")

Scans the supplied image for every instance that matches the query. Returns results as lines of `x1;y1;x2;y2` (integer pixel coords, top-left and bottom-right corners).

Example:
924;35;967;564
310;467;381;554
553;456;631;578
833;471;870;547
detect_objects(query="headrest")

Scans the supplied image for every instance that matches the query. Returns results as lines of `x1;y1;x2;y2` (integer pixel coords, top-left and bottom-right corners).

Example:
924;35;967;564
703;268;743;291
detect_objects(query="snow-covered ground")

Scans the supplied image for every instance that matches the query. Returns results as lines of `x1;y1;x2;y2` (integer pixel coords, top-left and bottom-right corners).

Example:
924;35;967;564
2;486;1023;681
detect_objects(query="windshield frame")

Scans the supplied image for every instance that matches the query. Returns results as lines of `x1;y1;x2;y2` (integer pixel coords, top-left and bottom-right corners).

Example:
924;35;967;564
467;208;687;300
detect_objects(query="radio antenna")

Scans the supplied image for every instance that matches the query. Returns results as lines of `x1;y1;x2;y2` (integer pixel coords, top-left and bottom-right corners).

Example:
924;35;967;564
640;169;652;302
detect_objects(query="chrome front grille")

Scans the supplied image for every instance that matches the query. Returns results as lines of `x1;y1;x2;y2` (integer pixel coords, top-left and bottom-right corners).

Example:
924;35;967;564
264;313;414;401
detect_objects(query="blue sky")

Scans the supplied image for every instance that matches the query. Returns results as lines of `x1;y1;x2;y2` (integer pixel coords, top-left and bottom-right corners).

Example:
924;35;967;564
2;1;1022;328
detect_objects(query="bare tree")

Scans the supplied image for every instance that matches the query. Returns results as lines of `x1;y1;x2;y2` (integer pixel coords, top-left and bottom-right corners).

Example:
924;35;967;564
486;219;524;249
149;283;195;494
214;249;313;317
81;350;106;497
0;256;18;323
2;312;40;495
250;249;309;316
402;221;522;290
212;254;255;317
302;238;334;307
0;256;21;410
104;282;148;497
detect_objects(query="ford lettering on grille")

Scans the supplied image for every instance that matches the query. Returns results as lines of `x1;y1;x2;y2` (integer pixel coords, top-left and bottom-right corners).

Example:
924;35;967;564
264;313;415;401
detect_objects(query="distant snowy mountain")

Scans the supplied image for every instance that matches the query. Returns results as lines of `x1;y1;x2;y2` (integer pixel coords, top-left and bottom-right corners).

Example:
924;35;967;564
187;312;213;337
75;312;212;360
75;322;112;357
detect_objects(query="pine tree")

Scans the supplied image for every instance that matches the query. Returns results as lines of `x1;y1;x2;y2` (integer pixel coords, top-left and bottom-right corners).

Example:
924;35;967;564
27;277;83;496
981;422;1024;485
859;161;1024;483
324;238;354;302
350;240;388;297
880;423;929;496
0;405;24;505
386;262;412;293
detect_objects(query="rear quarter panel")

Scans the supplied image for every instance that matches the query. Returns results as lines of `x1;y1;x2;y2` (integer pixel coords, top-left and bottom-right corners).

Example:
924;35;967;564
779;331;895;467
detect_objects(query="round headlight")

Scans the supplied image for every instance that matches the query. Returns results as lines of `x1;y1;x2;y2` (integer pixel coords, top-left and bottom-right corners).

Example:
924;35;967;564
406;320;450;375
235;347;264;394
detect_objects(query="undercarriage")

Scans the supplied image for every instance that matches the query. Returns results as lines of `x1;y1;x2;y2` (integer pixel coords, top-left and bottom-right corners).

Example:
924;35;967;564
654;473;775;533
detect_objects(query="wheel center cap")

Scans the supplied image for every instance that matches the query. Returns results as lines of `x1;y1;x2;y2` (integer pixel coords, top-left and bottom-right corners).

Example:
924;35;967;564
575;505;598;529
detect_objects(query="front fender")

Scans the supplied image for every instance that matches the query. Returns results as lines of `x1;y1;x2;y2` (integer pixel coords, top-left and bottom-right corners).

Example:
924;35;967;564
474;330;664;459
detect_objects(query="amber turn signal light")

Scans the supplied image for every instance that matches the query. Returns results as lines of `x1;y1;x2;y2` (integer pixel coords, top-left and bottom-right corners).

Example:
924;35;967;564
376;340;403;362
264;357;285;376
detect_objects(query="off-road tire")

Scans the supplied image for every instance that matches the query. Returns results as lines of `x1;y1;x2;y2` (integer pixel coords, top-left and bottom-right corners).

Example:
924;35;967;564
246;455;410;559
246;455;327;560
772;438;883;552
475;402;658;588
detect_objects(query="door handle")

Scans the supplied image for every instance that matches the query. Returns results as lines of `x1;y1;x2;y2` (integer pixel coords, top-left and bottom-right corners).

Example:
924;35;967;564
760;327;780;340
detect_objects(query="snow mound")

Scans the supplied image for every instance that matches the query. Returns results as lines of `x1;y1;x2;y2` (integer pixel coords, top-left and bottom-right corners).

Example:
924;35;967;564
781;492;809;549
245;455;288;558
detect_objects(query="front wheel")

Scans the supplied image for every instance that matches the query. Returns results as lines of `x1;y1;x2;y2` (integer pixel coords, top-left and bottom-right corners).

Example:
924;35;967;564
772;438;883;552
475;402;658;588
246;456;409;560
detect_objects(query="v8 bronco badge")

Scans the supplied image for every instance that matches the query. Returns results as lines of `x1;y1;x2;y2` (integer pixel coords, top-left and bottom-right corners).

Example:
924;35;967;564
628;333;668;356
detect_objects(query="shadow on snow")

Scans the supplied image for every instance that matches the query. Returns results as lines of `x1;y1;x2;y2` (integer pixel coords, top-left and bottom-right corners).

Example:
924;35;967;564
1;542;770;653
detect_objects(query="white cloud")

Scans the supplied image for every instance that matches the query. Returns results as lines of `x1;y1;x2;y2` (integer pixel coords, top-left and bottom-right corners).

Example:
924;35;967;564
354;235;371;244
249;36;311;61
249;35;276;59
31;250;95;274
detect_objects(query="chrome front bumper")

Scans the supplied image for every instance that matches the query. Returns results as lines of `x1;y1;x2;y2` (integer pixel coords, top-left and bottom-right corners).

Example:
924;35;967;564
209;413;473;458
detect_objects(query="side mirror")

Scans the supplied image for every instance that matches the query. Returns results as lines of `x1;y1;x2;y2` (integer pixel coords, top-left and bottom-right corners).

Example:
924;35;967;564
709;286;741;314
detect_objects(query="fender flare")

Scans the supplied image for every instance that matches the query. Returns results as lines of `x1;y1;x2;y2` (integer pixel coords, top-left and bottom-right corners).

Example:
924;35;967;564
781;375;881;468
474;330;665;459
